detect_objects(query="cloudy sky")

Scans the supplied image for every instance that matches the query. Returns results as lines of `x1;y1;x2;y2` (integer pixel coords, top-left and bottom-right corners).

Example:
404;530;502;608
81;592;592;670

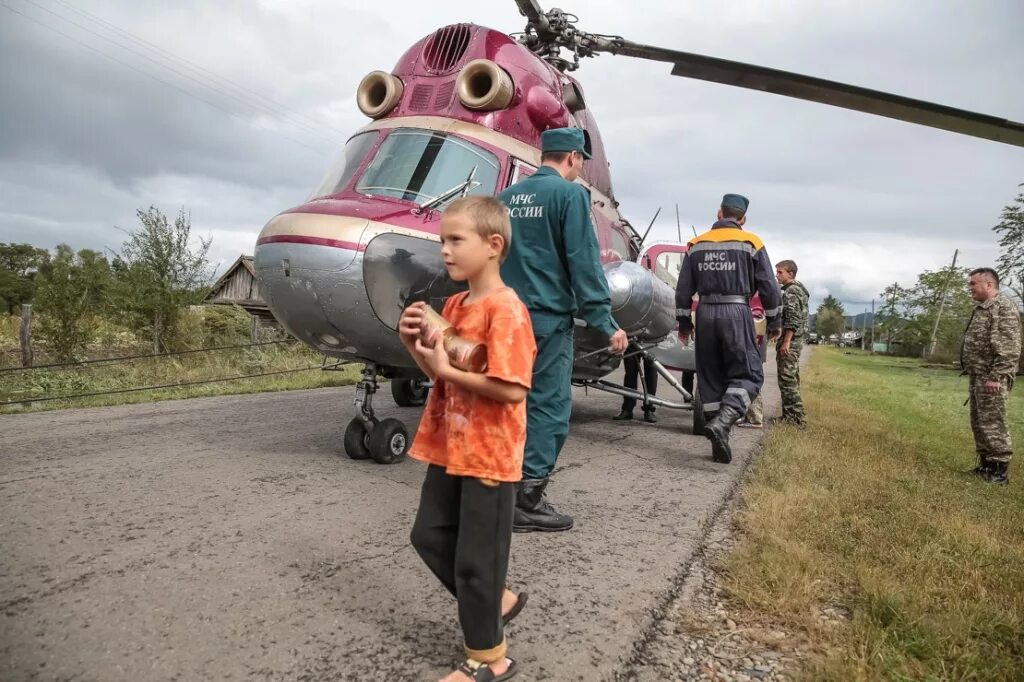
1;0;1022;312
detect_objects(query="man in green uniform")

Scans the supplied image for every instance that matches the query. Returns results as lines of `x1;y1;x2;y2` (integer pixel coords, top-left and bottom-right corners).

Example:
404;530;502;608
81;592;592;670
775;260;809;427
499;127;628;532
961;267;1021;485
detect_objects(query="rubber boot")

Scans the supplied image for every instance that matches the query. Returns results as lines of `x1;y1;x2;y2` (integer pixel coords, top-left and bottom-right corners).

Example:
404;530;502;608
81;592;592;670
643;407;658;423
985;461;1009;485
513;478;574;532
704;404;744;464
613;409;633;421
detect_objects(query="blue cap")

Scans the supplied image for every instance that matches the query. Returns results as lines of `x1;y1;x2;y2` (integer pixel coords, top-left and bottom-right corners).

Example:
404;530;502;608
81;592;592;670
721;193;749;214
541;127;592;159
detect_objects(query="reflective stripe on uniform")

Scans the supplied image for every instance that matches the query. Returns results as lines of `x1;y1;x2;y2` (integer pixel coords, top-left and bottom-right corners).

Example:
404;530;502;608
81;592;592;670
764;306;782;317
687;241;756;256
703;401;721;413
676;308;692;317
726;387;751;407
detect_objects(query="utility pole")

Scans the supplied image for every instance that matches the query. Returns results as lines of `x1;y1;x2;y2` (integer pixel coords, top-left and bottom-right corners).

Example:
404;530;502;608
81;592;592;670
925;249;959;359
870;299;875;351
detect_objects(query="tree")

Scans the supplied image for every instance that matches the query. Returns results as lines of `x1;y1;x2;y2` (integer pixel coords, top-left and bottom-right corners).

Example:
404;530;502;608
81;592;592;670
33;245;111;362
0;243;49;314
872;267;973;358
111;206;213;353
819;295;845;316
816;308;846;342
992;183;1024;299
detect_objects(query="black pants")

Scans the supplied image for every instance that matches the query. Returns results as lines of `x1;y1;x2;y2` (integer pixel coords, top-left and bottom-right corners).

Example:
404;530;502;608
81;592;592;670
621;353;658;412
410;465;515;662
694;303;762;416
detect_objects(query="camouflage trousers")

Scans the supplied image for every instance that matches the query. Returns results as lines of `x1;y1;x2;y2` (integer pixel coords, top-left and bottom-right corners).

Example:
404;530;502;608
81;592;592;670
970;375;1013;463
777;342;805;426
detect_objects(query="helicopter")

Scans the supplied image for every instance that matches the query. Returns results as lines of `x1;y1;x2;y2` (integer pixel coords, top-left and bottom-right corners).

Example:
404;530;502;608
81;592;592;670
254;0;1024;465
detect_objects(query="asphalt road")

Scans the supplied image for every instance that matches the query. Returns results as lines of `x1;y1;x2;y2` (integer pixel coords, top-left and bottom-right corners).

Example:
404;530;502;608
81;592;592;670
1;358;779;681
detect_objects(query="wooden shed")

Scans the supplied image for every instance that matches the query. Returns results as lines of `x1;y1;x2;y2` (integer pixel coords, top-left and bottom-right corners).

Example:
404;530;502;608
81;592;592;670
204;255;279;342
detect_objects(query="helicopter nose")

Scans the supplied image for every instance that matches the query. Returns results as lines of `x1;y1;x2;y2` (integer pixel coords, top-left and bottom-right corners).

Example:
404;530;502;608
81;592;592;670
254;213;370;353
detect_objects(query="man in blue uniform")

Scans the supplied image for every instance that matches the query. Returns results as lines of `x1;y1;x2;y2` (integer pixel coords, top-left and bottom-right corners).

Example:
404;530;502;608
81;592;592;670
499;127;628;532
675;194;782;464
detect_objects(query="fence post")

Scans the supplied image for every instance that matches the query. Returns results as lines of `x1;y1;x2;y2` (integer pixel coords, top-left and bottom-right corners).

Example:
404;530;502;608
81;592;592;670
20;304;33;368
250;316;259;345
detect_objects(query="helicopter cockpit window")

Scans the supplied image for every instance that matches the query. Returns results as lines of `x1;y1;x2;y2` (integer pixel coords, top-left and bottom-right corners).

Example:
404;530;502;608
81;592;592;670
654;251;684;286
310;132;379;199
355;129;499;206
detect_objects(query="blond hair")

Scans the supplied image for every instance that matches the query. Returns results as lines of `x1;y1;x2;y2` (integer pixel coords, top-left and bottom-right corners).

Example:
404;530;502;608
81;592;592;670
444;195;512;261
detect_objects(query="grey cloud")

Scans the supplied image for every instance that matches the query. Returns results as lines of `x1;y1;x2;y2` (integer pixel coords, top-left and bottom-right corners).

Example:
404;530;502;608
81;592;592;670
0;0;1021;311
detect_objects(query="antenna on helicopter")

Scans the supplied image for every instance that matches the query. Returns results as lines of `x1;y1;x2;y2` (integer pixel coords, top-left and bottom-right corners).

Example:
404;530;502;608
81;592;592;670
639;206;661;245
675;204;682;243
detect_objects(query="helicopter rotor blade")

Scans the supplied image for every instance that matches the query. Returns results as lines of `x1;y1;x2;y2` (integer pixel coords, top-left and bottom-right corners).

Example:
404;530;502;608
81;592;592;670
514;0;547;30
602;40;1024;147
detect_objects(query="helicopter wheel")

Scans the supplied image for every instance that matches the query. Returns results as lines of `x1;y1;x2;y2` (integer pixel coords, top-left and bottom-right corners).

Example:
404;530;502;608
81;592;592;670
344;417;376;460
391;378;429;407
368;418;410;465
691;381;706;436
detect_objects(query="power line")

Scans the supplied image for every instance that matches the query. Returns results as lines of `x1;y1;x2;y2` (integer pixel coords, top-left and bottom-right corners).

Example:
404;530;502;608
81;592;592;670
16;0;341;145
0;339;297;374
0;1;332;157
1;364;326;406
50;0;349;139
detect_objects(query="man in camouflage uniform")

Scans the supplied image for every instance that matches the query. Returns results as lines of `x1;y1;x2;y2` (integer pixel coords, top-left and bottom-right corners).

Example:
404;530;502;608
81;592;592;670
961;267;1021;485
775;260;809;427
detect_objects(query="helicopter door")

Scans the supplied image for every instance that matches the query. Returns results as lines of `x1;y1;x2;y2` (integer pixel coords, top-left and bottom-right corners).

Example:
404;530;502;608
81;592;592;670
507;159;536;188
638;242;689;288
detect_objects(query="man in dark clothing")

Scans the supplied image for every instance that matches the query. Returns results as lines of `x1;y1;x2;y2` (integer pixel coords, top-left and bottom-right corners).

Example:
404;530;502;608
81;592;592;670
613;353;658;423
675;194;782;464
499;127;628;532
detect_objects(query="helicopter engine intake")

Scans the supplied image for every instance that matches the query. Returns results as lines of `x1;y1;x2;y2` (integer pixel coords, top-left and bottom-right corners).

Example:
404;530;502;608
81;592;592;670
357;71;405;119
456;59;515;111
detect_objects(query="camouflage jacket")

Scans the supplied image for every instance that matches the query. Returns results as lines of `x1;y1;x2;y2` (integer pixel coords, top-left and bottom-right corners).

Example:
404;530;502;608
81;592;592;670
781;280;810;338
960;292;1022;380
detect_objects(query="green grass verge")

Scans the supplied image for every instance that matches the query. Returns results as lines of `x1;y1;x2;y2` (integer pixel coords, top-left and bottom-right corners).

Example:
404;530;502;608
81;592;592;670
726;348;1024;681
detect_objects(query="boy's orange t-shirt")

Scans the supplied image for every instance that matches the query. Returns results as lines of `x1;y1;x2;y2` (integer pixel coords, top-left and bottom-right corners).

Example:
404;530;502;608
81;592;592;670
409;287;537;482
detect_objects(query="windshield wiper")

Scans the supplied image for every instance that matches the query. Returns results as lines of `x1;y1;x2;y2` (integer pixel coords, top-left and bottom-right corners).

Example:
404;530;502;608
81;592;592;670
413;166;479;215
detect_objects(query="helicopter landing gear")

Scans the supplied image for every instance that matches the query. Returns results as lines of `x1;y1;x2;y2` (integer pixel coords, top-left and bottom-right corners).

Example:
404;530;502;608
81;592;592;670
391;377;429;407
344;364;410;465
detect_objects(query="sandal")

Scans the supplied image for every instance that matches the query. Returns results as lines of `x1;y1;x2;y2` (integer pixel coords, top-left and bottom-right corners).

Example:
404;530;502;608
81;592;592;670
502;591;528;626
457;658;518;681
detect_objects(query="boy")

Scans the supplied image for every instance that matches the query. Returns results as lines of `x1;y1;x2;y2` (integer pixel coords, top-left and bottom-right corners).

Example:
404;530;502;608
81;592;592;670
399;196;536;682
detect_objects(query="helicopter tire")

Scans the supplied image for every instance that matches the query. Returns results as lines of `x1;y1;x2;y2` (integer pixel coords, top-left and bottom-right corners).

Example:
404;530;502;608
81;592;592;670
691;381;706;436
391;378;429;407
343;417;374;460
368;418;410;465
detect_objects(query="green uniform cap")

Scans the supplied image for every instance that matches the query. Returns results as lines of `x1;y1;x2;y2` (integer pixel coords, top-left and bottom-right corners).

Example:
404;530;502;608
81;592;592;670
721;193;750;214
541;127;592;159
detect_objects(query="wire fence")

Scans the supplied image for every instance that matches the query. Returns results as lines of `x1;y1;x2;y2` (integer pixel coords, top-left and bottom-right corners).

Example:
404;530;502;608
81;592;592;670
0;364;328;407
0;339;298;374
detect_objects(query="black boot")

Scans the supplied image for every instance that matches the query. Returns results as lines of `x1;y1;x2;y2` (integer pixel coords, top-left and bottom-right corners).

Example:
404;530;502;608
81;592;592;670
642;407;658;423
704;405;744;464
513;478;574;532
985;461;1009;485
613;409;633;421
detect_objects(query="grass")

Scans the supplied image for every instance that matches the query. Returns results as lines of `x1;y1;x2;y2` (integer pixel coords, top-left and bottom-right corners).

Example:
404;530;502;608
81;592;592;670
725;348;1024;681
